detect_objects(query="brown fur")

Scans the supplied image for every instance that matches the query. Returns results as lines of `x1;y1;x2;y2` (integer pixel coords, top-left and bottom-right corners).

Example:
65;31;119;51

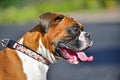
0;48;27;80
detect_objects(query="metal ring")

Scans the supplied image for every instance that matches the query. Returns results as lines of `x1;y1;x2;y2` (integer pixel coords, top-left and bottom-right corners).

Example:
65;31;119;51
0;40;3;44
0;38;10;47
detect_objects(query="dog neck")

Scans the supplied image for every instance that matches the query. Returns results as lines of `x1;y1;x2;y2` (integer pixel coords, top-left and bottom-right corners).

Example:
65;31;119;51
16;36;56;80
37;39;56;63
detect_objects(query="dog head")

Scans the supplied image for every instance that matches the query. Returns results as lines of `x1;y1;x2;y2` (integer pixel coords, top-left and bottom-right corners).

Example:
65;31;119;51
30;12;93;64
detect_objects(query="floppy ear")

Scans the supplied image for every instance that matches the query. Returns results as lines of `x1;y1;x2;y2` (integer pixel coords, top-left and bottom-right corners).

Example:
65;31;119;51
29;12;57;35
29;12;64;36
38;12;64;32
38;12;58;33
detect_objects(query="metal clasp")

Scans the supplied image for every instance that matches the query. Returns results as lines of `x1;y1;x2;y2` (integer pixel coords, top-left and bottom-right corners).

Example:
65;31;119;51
0;38;10;47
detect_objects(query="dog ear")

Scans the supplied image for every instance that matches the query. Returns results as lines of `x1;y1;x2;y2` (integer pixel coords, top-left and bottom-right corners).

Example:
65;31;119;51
38;12;57;32
29;12;57;35
38;12;64;33
29;12;64;36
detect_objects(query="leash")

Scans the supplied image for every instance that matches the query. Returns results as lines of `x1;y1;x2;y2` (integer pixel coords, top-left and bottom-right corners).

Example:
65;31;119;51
0;38;50;65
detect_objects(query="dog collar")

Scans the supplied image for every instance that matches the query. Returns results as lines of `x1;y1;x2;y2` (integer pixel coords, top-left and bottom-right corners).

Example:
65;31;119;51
0;38;50;65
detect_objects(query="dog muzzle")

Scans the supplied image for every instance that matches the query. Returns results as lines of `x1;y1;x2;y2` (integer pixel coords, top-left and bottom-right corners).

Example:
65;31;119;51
56;31;94;64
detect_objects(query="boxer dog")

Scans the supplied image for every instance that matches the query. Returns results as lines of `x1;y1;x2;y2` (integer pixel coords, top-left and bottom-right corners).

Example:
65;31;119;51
0;12;93;80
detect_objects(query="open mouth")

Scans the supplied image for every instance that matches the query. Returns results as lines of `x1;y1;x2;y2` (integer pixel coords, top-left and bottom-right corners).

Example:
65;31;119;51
60;48;94;64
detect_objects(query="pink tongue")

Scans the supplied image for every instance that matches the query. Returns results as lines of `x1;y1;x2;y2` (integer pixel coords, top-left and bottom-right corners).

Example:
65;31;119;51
77;52;93;62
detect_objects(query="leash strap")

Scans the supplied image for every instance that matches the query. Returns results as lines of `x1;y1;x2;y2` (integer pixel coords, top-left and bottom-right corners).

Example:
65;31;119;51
0;38;50;64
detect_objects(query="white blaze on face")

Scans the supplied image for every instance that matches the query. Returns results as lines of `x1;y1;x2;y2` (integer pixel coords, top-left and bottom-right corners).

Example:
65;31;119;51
79;31;93;51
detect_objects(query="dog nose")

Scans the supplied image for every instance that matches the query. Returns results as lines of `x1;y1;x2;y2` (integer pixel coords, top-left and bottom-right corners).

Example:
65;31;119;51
85;32;91;38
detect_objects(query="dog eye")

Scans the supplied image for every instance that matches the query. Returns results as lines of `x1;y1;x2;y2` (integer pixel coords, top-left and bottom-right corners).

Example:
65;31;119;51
72;26;80;35
73;26;80;32
67;25;80;37
54;15;64;22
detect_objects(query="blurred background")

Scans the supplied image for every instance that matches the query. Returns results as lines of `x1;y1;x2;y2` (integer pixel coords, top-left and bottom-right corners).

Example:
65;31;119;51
0;0;120;80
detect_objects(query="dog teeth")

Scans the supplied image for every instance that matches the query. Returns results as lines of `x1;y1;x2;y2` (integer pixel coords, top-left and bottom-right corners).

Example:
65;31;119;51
73;61;79;64
68;59;79;64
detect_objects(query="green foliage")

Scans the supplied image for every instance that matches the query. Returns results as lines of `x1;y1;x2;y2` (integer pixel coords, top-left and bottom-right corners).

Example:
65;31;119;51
0;0;118;24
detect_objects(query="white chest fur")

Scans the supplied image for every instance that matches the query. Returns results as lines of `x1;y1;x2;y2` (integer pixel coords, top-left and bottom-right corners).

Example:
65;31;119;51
16;38;49;80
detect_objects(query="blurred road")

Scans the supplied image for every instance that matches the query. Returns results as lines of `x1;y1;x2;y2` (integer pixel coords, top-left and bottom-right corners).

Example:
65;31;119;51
0;10;120;80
